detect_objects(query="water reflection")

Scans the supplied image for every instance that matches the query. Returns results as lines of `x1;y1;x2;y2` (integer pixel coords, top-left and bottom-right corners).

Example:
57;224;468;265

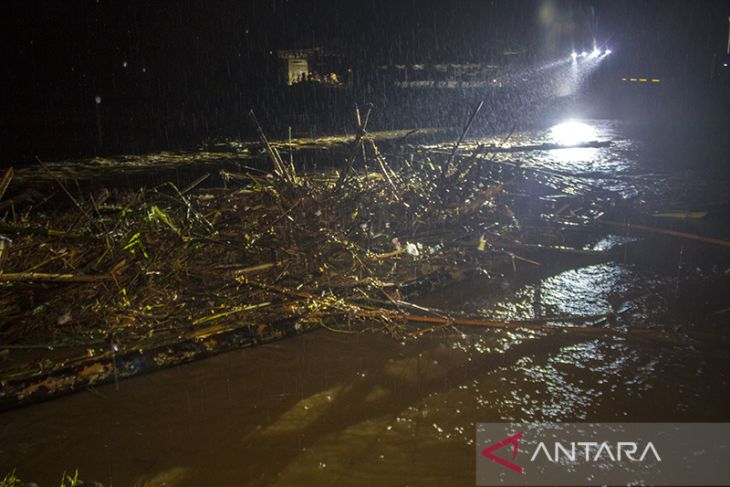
549;120;597;146
539;263;627;317
551;146;600;165
478;263;631;322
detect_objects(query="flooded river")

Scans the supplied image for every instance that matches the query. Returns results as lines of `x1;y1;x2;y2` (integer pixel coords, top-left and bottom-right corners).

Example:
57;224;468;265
1;120;729;486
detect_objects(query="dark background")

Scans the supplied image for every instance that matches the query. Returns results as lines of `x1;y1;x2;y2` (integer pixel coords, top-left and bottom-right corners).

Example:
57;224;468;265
1;0;729;164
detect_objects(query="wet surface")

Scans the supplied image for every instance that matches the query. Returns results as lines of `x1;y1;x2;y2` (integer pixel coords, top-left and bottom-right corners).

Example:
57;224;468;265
2;119;730;486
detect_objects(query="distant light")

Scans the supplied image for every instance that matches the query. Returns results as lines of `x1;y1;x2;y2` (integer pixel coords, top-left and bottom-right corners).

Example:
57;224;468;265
621;76;661;84
550;120;596;146
580;51;588;57
591;48;600;57
571;51;578;60
725;63;729;67
605;49;612;55
95;96;102;104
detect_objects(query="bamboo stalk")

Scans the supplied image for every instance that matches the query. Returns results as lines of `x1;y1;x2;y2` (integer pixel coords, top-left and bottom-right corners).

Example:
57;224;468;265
192;301;272;325
0;167;13;202
181;173;210;195
0;272;112;283
356;309;609;333
335;103;373;190
597;219;730;249
444;100;484;176
248;110;290;181
230;262;278;275
0;224;87;239
369;140;401;201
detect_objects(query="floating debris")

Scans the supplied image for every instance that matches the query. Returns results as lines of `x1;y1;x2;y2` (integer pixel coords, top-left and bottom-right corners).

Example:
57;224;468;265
2;106;722;408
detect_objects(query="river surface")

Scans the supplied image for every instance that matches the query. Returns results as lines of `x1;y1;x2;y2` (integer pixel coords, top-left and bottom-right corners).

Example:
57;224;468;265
1;119;729;486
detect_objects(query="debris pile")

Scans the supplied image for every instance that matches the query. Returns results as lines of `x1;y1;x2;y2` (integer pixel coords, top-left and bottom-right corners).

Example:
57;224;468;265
0;106;633;406
0;114;527;351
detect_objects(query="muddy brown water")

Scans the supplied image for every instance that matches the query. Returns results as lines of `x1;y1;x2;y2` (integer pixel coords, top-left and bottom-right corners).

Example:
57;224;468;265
1;120;729;486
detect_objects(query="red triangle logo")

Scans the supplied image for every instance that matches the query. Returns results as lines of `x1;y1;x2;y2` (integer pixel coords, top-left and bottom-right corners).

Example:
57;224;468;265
481;431;525;474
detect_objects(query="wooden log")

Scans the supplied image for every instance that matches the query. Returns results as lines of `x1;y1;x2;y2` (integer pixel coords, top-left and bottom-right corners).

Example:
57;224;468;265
0;315;312;411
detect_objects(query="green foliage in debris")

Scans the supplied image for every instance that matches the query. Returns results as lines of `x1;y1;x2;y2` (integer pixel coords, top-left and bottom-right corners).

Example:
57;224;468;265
0;471;20;487
1;469;101;487
147;205;180;235
123;231;148;258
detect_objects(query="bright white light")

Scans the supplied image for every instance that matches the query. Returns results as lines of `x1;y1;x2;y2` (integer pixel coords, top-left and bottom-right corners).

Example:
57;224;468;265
549;121;597;146
571;51;578;60
591;48;601;57
605;49;612;55
580;51;588;57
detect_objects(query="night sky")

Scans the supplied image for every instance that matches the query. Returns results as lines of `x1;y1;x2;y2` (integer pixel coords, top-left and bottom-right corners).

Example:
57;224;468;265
2;1;729;163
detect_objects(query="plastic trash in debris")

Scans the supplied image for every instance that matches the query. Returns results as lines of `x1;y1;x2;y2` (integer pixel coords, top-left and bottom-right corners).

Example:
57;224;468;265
405;242;420;256
478;235;487;251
